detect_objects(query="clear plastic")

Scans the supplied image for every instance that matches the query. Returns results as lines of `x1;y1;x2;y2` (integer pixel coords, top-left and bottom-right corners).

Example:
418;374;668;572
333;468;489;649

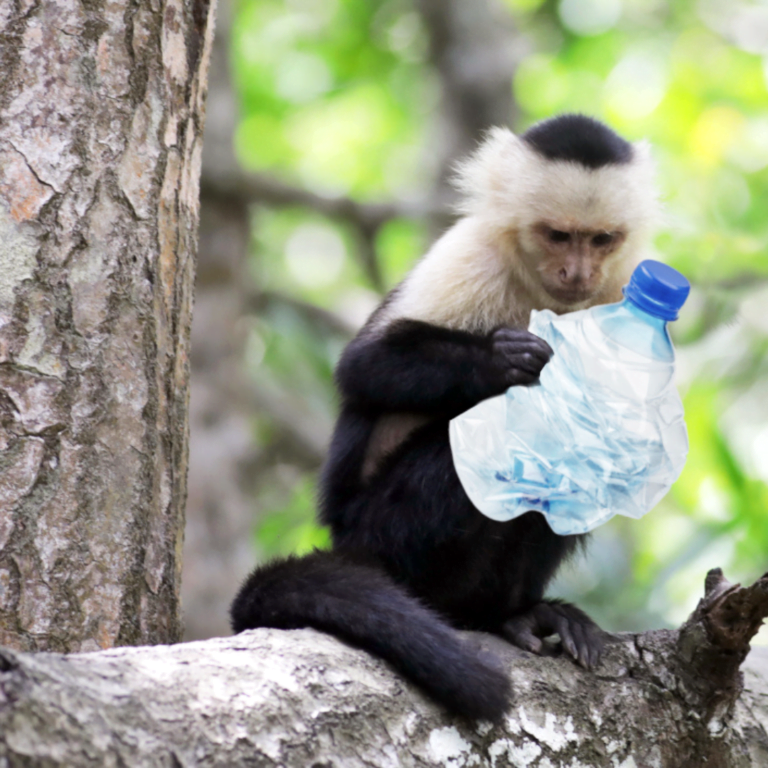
449;298;688;535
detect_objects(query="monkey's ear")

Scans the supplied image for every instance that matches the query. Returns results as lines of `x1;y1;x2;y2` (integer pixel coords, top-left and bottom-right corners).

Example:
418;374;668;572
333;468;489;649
629;139;655;177
451;127;530;216
624;139;661;231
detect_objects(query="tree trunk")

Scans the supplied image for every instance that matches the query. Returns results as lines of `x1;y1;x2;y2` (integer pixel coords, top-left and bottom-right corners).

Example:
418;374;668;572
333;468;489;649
415;0;522;204
0;0;217;651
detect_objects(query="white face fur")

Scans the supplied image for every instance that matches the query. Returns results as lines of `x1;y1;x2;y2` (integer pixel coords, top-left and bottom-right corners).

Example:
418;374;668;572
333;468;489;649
376;125;659;334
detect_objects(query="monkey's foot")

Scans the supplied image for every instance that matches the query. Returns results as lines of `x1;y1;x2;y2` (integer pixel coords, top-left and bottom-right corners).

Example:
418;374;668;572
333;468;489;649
501;600;604;670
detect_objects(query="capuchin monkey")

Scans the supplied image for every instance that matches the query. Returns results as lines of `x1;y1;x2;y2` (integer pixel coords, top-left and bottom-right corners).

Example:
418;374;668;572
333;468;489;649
230;114;659;721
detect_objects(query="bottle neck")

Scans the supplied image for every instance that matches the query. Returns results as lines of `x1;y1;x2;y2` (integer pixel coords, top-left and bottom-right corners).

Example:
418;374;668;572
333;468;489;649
621;297;669;331
591;297;674;363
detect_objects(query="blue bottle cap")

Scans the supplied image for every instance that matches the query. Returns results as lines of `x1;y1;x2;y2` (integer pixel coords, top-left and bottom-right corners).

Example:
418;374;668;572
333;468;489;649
622;260;690;321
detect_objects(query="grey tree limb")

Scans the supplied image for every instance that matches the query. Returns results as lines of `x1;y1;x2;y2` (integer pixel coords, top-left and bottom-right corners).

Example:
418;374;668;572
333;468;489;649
201;172;447;233
1;570;767;767
201;171;451;293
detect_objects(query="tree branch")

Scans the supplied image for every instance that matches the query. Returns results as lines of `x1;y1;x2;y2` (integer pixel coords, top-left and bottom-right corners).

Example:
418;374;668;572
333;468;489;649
1;570;767;766
201;171;448;231
703;273;768;291
675;568;768;724
246;289;357;339
201;171;451;293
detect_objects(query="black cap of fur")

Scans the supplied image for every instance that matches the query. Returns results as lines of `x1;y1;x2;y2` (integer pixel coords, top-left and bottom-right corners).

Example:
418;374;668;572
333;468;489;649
522;114;633;169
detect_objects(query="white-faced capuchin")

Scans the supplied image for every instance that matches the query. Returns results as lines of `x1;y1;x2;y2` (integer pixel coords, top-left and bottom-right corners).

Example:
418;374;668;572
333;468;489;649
230;114;659;721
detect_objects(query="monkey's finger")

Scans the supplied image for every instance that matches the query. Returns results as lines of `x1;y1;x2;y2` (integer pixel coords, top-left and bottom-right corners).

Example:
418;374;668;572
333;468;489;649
559;604;603;668
506;627;544;655
502;368;542;387
569;620;590;669
532;336;555;359
499;329;552;344
586;630;604;669
491;327;529;341
493;332;554;360
589;633;603;669
508;354;549;376
493;347;553;381
519;633;544;655
558;609;602;669
554;616;579;662
493;328;554;358
501;617;545;655
495;342;553;367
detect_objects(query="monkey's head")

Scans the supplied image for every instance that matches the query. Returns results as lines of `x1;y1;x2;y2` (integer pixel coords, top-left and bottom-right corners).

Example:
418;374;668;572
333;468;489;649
454;114;659;308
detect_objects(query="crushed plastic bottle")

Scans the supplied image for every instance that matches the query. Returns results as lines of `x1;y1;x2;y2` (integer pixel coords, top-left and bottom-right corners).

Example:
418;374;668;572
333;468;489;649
449;260;691;535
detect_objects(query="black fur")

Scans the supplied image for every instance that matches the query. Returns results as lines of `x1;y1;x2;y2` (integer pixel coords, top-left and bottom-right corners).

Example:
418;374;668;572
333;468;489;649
231;318;604;720
522;114;633;168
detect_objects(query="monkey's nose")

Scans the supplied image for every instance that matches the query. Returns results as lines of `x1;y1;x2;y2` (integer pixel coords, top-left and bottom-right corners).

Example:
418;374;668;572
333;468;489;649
558;267;583;285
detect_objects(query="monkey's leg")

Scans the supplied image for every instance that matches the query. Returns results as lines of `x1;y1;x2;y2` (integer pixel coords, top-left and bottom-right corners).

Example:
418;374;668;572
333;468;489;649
501;600;604;670
337;319;553;415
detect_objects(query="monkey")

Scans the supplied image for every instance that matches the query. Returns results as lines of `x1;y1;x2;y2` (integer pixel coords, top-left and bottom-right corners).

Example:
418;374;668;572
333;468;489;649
230;114;659;721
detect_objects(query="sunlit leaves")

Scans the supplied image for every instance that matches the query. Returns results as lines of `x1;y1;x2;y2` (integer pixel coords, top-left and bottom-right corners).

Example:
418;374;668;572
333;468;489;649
603;45;669;121
558;0;622;37
255;476;332;556
375;217;429;285
284;84;415;195
232;0;433;197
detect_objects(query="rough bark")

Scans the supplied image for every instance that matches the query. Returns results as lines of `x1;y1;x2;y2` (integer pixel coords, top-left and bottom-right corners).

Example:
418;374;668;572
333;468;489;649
0;570;766;767
0;0;216;651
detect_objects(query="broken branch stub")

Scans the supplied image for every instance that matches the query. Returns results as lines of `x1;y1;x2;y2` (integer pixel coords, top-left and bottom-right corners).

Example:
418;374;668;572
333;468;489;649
676;568;768;717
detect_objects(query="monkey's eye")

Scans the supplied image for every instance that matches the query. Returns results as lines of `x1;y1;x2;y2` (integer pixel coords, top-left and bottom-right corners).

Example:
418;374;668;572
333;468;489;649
548;229;571;243
592;233;614;247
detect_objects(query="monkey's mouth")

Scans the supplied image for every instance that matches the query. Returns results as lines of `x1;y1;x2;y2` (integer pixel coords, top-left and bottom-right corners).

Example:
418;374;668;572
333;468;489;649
545;285;594;305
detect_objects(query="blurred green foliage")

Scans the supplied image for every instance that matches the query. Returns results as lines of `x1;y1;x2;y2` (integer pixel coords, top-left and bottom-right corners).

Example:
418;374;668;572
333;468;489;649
256;475;332;556
230;0;768;636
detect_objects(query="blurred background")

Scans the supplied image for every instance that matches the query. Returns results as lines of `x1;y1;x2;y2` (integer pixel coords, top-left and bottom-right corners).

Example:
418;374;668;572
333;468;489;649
183;0;768;643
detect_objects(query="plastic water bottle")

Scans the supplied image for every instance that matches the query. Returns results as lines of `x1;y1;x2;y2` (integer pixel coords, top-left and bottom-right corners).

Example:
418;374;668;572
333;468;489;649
449;260;691;535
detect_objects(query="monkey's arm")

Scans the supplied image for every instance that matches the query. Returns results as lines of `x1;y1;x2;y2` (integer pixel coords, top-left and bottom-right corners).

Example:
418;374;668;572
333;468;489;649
336;319;553;414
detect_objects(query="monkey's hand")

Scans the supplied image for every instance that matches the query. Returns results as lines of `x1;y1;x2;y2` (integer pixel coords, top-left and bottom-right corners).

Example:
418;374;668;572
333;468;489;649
489;328;554;388
501;600;604;670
